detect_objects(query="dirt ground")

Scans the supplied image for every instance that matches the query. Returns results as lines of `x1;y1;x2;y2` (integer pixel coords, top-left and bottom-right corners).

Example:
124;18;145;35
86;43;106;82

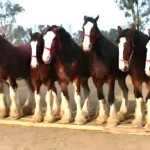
1;76;150;150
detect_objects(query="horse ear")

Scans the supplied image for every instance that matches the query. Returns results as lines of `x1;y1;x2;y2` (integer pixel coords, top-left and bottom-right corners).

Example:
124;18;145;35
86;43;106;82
28;29;32;37
117;26;122;35
148;29;150;36
95;15;99;22
84;15;87;21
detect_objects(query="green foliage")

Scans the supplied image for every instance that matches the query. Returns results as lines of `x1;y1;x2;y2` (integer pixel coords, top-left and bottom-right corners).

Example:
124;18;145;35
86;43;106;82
115;0;150;31
0;0;24;41
13;25;29;45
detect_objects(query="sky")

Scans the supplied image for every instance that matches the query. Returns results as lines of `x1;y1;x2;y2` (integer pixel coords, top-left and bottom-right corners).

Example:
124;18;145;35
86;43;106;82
11;0;149;34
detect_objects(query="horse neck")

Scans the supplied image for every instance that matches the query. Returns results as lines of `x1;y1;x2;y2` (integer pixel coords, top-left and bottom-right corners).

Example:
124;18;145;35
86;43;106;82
92;28;118;58
134;31;149;54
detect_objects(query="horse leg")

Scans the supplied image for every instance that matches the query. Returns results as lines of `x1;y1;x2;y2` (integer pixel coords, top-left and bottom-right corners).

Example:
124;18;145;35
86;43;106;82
8;78;21;119
59;81;72;124
106;77;119;127
94;79;108;124
44;81;57;123
22;78;34;116
81;78;90;118
32;82;43;123
51;84;60;116
44;89;55;123
73;78;86;125
131;78;144;127
117;77;129;121
144;81;150;128
0;81;8;118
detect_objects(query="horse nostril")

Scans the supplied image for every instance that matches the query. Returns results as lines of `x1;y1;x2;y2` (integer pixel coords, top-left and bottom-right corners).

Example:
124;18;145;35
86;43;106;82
89;44;92;49
124;66;129;72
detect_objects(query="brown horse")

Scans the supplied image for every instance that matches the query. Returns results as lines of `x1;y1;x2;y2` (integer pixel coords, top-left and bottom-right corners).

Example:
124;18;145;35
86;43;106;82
0;38;34;119
28;30;60;123
40;25;91;125
81;15;128;127
116;25;150;128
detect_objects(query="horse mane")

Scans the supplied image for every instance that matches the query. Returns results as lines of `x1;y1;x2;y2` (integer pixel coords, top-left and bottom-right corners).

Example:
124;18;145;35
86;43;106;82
93;25;118;62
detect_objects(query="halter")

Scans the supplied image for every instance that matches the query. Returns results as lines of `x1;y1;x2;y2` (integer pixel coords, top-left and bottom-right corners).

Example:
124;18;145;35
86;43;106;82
44;34;61;56
84;29;98;44
119;38;135;66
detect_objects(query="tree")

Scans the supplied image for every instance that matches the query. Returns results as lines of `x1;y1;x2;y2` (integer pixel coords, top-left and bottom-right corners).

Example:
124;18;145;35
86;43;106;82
13;25;29;45
0;0;24;41
72;30;83;46
115;0;150;31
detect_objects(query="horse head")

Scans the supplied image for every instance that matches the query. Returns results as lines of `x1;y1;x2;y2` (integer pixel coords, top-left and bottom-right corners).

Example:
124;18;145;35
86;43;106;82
82;15;99;51
42;25;61;64
116;24;136;72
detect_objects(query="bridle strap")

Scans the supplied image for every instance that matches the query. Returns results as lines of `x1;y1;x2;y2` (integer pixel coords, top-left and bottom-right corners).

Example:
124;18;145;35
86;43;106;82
84;33;98;44
119;39;135;65
44;47;52;51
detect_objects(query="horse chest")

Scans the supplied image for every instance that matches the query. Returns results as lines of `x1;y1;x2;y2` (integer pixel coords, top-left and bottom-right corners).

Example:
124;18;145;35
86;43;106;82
90;60;109;79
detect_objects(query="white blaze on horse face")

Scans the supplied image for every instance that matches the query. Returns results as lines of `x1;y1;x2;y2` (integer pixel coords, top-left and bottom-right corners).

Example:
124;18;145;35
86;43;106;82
118;37;128;71
42;31;56;64
145;40;150;76
83;22;93;51
30;41;38;68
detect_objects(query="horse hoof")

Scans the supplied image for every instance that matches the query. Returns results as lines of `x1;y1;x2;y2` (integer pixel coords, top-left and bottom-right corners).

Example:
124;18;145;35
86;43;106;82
32;112;43;123
132;119;144;128
9;109;21;120
52;108;60;116
0;108;8;118
60;114;72;124
21;105;33;116
96;115;108;125
82;110;89;119
44;115;55;123
74;114;86;125
107;116;119;127
117;111;127;122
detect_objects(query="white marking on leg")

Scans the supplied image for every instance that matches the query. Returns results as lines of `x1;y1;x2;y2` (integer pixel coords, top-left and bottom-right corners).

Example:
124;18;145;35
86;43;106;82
52;91;59;115
134;97;144;121
9;86;20;119
60;91;71;123
83;22;93;51
96;99;108;124
73;82;86;124
109;104;117;116
118;37;129;71
145;40;150;76
0;93;6;109
34;91;41;114
42;31;56;63
30;41;38;68
82;84;90;117
119;91;128;114
146;99;150;127
44;90;54;122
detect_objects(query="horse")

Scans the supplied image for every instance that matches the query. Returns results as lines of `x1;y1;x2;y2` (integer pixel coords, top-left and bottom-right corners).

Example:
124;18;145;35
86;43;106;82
116;24;150;128
0;36;34;119
28;30;60;123
40;25;91;125
81;15;128;127
148;29;150;36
